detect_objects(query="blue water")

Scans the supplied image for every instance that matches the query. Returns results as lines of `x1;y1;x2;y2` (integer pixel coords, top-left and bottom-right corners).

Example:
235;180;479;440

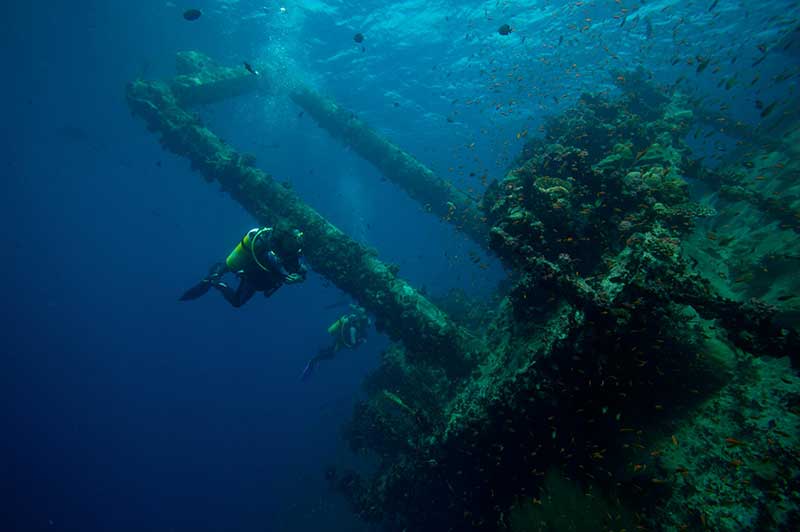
4;1;798;531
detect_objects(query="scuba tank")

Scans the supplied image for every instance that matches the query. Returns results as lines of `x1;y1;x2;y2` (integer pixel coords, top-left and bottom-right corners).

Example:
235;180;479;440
327;306;369;347
327;316;345;336
328;315;362;348
225;227;272;272
328;316;356;347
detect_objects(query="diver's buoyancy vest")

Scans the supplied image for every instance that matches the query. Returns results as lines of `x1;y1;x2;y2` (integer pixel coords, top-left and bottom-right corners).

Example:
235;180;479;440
328;314;365;348
226;227;272;273
327;316;345;336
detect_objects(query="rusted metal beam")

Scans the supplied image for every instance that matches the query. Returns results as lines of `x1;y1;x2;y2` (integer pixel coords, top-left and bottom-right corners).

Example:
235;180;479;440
166;51;489;249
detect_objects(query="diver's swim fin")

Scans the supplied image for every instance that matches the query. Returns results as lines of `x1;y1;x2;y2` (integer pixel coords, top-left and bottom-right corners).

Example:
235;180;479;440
179;280;212;301
300;360;316;381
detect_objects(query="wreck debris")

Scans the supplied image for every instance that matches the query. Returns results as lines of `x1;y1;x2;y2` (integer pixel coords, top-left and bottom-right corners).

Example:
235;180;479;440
329;69;800;531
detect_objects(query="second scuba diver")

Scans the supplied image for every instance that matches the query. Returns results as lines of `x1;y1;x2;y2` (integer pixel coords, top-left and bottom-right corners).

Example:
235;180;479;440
180;222;307;307
301;305;371;380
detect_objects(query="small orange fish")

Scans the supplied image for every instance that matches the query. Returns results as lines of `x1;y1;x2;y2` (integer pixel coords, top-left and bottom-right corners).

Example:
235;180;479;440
671;435;678;446
725;437;746;447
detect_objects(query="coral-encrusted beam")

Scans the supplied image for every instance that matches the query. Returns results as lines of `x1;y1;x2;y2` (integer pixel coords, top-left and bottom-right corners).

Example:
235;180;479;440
168;51;489;249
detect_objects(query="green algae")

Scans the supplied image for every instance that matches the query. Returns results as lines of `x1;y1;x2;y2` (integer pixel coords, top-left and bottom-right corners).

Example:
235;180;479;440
328;68;799;531
508;468;637;532
593;142;634;171
651;353;800;530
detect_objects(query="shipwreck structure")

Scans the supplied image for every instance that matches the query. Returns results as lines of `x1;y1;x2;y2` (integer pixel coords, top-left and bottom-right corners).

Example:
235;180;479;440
128;53;800;531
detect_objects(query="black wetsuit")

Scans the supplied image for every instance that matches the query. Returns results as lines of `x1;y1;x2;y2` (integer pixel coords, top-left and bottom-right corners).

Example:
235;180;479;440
301;313;369;379
213;261;286;307
181;245;307;307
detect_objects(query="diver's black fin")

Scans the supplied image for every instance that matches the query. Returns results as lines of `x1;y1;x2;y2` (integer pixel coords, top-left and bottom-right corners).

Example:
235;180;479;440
300;359;316;381
179;280;212;301
208;262;227;278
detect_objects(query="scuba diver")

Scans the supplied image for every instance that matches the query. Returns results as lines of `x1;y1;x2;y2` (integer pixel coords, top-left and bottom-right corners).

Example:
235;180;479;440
301;305;371;380
180;222;307;307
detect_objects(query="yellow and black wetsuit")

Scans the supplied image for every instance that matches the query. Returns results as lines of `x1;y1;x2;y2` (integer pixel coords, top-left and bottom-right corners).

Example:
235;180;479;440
204;227;278;306
299;309;371;380
179;227;307;308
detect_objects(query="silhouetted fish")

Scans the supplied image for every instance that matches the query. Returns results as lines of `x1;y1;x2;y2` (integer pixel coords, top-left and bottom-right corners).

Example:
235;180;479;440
183;9;202;21
760;100;778;118
243;62;259;75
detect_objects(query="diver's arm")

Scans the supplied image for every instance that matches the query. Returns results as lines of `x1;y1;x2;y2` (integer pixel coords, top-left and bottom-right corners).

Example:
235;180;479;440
284;273;303;284
264;250;290;277
356;318;370;345
297;255;309;278
348;325;358;347
263;250;307;284
284;255;308;284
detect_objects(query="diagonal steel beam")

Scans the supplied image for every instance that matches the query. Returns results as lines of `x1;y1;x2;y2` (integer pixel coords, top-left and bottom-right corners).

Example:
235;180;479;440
166;51;489;249
170;51;265;106
288;87;488;247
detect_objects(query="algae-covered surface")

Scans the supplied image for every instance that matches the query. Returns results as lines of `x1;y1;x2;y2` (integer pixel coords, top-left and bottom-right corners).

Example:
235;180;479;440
323;72;800;531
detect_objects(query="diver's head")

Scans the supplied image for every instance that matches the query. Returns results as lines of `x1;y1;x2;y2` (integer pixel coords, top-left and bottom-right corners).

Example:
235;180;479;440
272;221;304;261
